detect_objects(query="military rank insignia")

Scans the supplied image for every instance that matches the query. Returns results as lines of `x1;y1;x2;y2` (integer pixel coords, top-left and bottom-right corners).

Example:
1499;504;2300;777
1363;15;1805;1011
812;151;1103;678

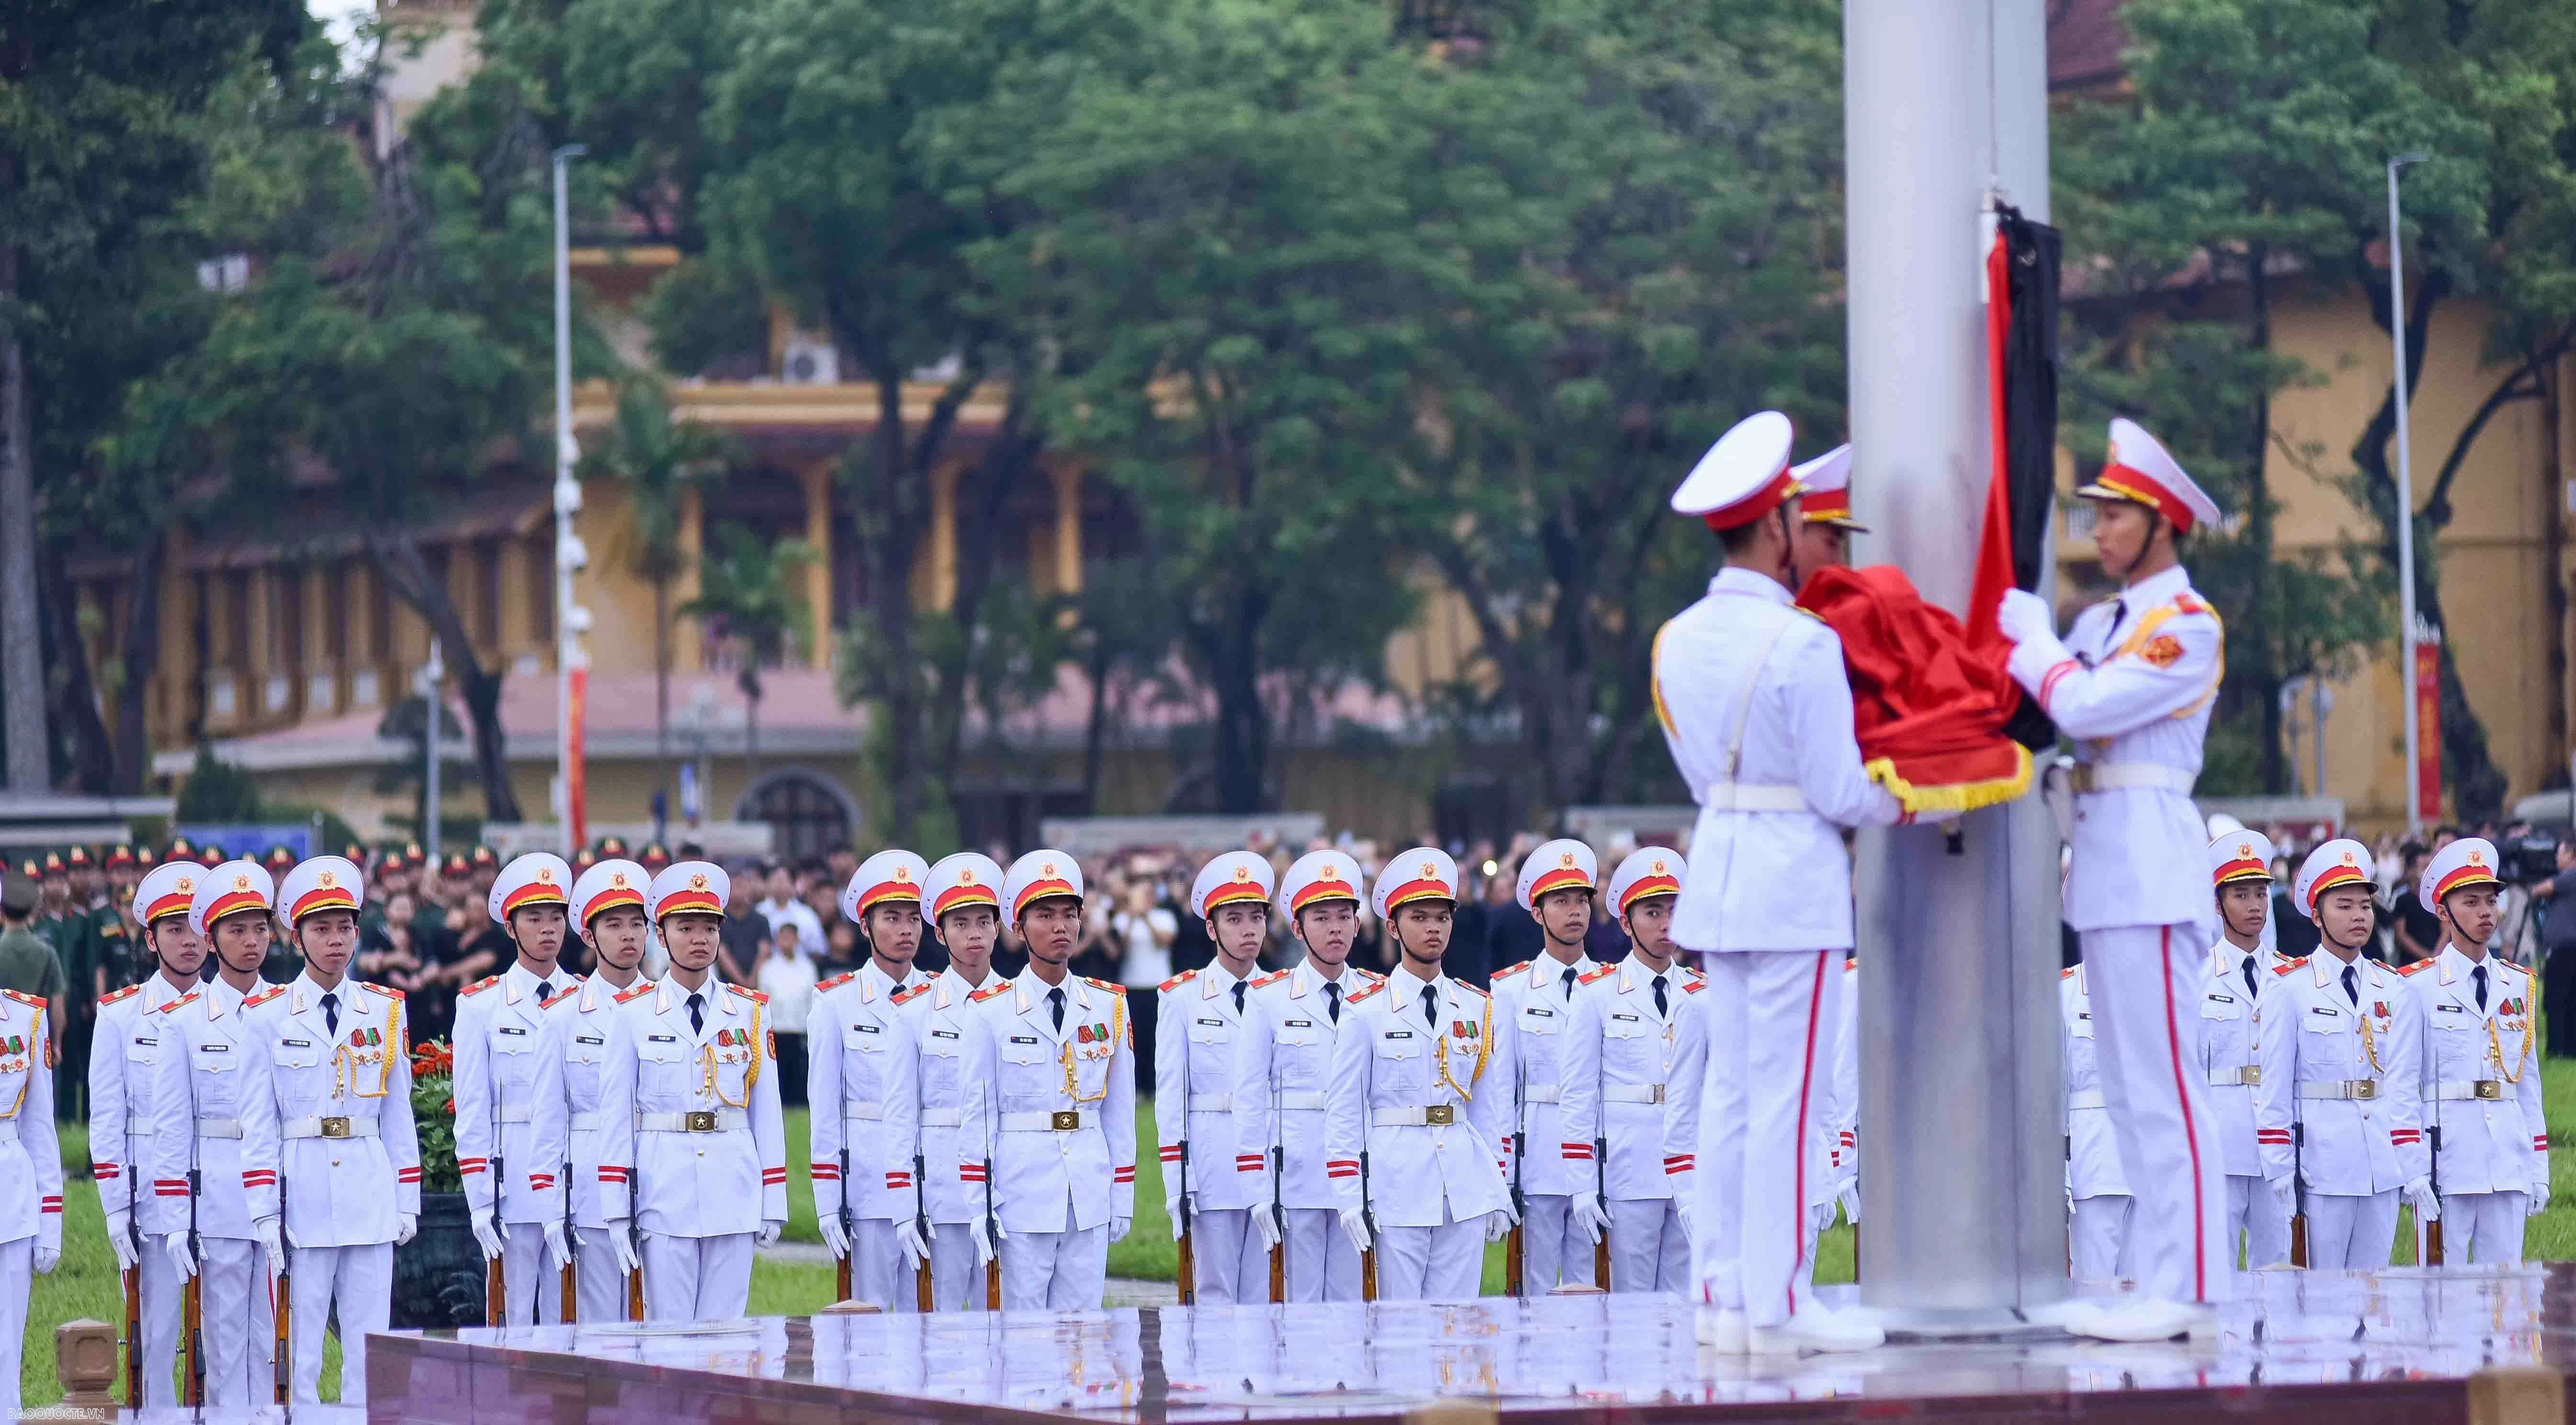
2504;996;2526;1017
2140;634;2185;668
1451;1020;1478;1040
5;1035;19;1055
2372;1001;2389;1020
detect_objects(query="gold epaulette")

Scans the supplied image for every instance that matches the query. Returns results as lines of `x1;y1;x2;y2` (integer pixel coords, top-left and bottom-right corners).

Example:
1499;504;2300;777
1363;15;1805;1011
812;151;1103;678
1348;982;1387;1004
0;989;43;1009
243;986;288;1009
892;982;935;1006
542;984;581;1009
1158;969;1198;994
1357;969;1386;983
1494;961;1531;981
2397;960;2430;977
2272;958;2306;976
969;982;1013;1004
168;992;200;1010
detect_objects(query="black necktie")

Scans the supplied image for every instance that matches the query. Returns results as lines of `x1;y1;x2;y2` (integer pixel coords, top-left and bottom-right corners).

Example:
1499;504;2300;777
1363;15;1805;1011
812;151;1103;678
1422;984;1438;1027
1561;966;1579;1002
1324;981;1342;1025
1049;987;1066;1034
2106;599;2128;641
2241;954;2257;1002
688;992;705;1036
535;978;554;1003
1652;974;1668;1018
1232;980;1246;1017
2474;962;2488;1012
321;992;339;1038
2341;964;2358;1007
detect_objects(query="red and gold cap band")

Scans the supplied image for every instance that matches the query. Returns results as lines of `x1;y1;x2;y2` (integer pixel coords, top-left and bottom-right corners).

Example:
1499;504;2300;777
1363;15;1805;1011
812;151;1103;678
289;886;359;922
933;883;1000;917
144;891;193;924
1201;883;1268;912
2211;855;2269;887
1527;865;1593;901
855;880;922;915
2431;863;2501;901
204;889;269;923
1290;879;1359;913
656;890;723;919
500;880;569;915
2305;865;2368;912
1380;877;1453;911
1618;874;1683;912
1012;879;1079;918
2086;462;2195;533
1701;464;1800;533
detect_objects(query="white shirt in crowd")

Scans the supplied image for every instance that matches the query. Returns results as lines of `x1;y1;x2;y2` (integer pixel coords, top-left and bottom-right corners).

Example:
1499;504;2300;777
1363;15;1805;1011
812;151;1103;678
759;896;827;964
1116;905;1177;988
757;942;822;1035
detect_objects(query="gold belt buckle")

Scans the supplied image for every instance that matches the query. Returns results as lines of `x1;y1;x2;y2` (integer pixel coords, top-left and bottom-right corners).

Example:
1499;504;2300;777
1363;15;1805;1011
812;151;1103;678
318;1116;351;1139
2241;1066;2262;1086
2351;1080;2377;1101
1424;1105;1456;1126
686;1110;717;1132
2475;1080;2503;1101
1649;1084;1667;1105
2068;765;2099;794
1051;1109;1080;1131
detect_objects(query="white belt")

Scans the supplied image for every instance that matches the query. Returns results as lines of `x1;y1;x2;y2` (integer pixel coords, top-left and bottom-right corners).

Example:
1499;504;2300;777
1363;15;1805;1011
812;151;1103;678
2067;1091;2106;1111
195;1118;243;1140
2433;1079;2509;1102
999;1108;1096;1133
1520;1086;1560;1105
1603;1084;1667;1105
2068;762;2195;795
2296;1080;2381;1101
639;1108;748;1133
843;1102;883;1125
919;1109;963;1129
569;1111;607;1132
1187;1094;1232;1111
493;1106;533;1124
1277;1091;1327;1111
1696;782;1807;813
282;1116;378;1140
1377;1106;1463;1127
2208;1065;2261;1087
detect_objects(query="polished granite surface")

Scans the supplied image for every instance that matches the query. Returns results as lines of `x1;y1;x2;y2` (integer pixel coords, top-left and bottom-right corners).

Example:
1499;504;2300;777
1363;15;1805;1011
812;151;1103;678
368;1267;2573;1423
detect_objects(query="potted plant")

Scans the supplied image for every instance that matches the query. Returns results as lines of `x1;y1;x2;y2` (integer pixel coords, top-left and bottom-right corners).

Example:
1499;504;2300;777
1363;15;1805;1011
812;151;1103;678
391;1040;484;1329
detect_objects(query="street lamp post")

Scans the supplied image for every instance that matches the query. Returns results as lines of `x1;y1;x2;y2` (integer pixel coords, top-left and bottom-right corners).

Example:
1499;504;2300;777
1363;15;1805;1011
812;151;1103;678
2388;152;2429;832
553;144;590;848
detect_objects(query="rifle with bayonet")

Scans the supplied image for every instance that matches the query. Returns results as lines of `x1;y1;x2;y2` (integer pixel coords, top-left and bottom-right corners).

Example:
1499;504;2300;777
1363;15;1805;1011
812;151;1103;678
2289;1120;2309;1267
273;1164;290;1404
1591;1132;1611;1289
914;1148;936;1312
1174;1138;1197;1306
1357;1148;1379;1301
121;1151;141;1404
1267;1074;1285;1304
835;1143;853;1303
983;1147;1002;1310
1504;1058;1527;1297
486;1084;506;1326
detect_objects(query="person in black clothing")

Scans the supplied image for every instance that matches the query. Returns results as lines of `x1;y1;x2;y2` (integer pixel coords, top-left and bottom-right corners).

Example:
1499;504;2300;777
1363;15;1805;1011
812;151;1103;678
2535;837;2576;1056
2388;841;2439;963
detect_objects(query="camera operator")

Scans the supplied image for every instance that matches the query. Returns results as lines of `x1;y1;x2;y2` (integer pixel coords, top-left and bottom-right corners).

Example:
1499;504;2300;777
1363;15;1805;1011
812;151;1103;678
2527;835;2576;1056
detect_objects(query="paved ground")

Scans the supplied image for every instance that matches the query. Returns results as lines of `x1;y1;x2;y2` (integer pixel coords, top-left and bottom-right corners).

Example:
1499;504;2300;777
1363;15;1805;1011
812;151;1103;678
760;1240;1179;1307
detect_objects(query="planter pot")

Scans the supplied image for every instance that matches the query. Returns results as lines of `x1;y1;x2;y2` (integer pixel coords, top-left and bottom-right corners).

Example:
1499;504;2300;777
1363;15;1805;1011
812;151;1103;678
392;1192;484;1330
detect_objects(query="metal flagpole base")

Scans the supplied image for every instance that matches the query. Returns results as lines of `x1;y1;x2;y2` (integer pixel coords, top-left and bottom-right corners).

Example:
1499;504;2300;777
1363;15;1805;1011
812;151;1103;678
1863;1304;2074;1344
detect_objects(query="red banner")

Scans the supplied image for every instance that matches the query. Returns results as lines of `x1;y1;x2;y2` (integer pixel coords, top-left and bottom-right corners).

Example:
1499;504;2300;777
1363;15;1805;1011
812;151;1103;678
567;666;589;850
2414;636;2442;818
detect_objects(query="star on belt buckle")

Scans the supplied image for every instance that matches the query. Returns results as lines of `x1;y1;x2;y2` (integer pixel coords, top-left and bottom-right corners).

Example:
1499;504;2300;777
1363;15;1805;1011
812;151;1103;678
685;1110;718;1132
1424;1105;1456;1126
1050;1109;1080;1131
2475;1080;2503;1101
2350;1080;2378;1100
318;1116;351;1139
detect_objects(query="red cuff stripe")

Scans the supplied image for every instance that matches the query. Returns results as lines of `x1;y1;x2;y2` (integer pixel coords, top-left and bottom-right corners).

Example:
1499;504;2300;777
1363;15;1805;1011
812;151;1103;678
1113;1167;1136;1183
92;1163;119;1179
398;1167;424;1183
457;1157;487;1167
40;1202;60;1214
599;1167;629;1182
2039;659;2080;708
1327;1168;1358;1179
810;1164;840;1180
1159;1146;1184;1161
886;1173;912;1188
156;1188;189;1197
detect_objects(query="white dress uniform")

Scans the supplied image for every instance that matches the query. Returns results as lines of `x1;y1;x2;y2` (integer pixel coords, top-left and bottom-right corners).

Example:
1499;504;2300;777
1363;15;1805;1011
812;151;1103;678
453;853;576;1327
810;942;929;1311
2205;832;2292;1267
904;848;1009;1312
0;986;60;1417
1559;908;1705;1291
2254;842;2429;1271
1655;413;1902;1336
559;858;655;1323
1998;419;2230;1311
88;861;198;1406
2407;837;2546;1264
1323;849;1511;1301
1824;957;1859;1223
143;863;282;1407
967;850;1138;1310
1490;838;1602;1293
2061;964;2135;1282
1155;853;1277;1305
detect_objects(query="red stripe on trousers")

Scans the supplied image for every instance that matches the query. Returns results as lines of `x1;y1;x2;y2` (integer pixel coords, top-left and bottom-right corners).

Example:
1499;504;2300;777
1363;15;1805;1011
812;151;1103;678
1787;950;1827;1317
2158;925;2208;1301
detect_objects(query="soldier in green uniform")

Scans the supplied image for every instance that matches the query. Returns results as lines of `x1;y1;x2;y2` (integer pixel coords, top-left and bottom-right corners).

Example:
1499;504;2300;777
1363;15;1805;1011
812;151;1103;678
32;855;90;1119
0;870;65;1065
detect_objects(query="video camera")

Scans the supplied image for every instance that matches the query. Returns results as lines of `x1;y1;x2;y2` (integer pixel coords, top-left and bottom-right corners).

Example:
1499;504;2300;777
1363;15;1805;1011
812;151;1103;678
2496;833;2560;884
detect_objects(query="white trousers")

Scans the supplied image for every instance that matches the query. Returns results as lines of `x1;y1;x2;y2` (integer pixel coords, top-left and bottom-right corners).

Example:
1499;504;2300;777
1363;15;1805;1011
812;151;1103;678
574;1224;636;1323
1521;1193;1595;1290
2418;1191;2528;1265
848;1218;904;1311
2069;1194;2136;1281
926;1222;984;1311
640;1231;755;1323
999;1223;1106;1310
2079;926;2231;1304
2303;1189;2399;1271
128;1227;184;1406
1691;950;1840;1327
0;1238;23;1418
1182;1207;1271;1305
291;1242;389;1405
1609;1198;1688;1293
1373;1215;1484;1301
1281;1207;1363;1302
191;1235;274;1406
2225;1174;2292;1268
497;1224;566;1326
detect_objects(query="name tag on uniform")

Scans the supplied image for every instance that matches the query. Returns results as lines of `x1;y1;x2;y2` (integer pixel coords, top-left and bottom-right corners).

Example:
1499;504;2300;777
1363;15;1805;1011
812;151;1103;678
576;1035;604;1045
1384;1030;1415;1040
1524;1007;1555;1018
498;1026;527;1036
1196;1018;1224;1028
281;1039;311;1048
854;1023;880;1034
199;1043;228;1053
1612;1013;1639;1022
135;1037;157;1047
931;1029;959;1040
648;1033;677;1043
2436;1003;2464;1014
1010;1035;1039;1045
2076;1013;2091;1021
2206;994;2235;1006
2308;1006;2340;1019
1286;1019;1313;1028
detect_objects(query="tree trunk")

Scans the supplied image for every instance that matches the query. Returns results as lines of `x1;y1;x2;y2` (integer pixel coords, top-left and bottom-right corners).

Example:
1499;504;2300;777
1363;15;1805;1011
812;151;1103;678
0;245;47;793
2541;351;2567;772
1080;629;1110;814
364;531;524;822
930;393;1042;794
1207;580;1272;813
862;373;924;838
113;530;167;795
37;544;113;794
654;573;671;797
2247;246;2288;795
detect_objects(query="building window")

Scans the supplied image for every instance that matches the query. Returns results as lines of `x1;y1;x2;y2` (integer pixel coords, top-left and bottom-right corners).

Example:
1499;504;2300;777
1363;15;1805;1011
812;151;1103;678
734;768;860;863
276;567;305;670
225;570;252;666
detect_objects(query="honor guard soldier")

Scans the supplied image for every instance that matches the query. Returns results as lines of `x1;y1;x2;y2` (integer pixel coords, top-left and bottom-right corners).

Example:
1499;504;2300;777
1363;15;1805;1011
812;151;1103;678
905;852;1008;1309
1154;853;1276;1304
810;849;932;1309
1659;412;1917;1352
1787;443;1865;592
597;861;788;1322
1821;955;1860;1232
964;851;1138;1309
2209;831;2292;1266
1490;837;1605;1292
254;856;418;1404
145;862;284;1406
0;872;60;1417
1234;849;1383;1301
1324;848;1513;1301
2061;963;2135;1281
2407;838;2546;1263
1996;419;2231;1340
1560;848;1703;1292
453;854;576;1323
90;861;206;1404
2255;841;2432;1271
559;858;655;1321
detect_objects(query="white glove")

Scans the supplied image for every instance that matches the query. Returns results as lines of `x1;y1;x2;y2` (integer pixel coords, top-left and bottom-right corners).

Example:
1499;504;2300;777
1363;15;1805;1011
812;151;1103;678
1338;1206;1373;1257
608;1219;641;1275
104;1208;139;1274
2405;1176;2440;1222
1835;1176;1863;1226
542;1219;570;1272
470;1206;508;1261
1167;1196;1188;1242
2271;1174;2297;1216
2531;1179;2552;1215
1108;1215;1131;1244
1673;1191;1696;1243
1249;1205;1283;1254
896;1216;931;1270
757;1219;784;1249
33;1244;58;1276
165;1232;199;1281
1809;1198;1837;1234
254;1216;285;1277
1483;1209;1516;1244
969;1213;999;1265
1996;588;2055;646
818;1212;851;1261
395;1212;418;1247
1570;1190;1611;1245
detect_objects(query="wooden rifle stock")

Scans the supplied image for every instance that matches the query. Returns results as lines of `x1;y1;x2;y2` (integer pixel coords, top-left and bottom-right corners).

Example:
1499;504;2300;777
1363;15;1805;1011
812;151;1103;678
274;1253;291;1404
121;1262;141;1404
1503;1132;1526;1297
1174;1141;1197;1306
2289;1121;2309;1267
1357;1148;1379;1302
983;1154;1002;1309
1590;1136;1610;1290
181;1276;203;1406
2423;1125;2445;1265
913;1151;935;1312
486;1256;506;1327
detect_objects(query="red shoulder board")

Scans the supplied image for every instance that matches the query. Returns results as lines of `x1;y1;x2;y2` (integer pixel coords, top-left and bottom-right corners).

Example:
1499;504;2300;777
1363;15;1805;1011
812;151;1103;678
2396;960;2429;977
1250;969;1290;989
2060;967;2079;980
1347;982;1387;1004
1085;977;1125;995
2173;593;2211;615
459;976;500;998
362;982;403;998
969;982;1014;1004
98;984;143;1008
614;983;656;1005
0;989;43;1009
542;984;581;1009
1158;969;1198;994
1844;957;1858;973
1577;963;1617;985
243;986;287;1009
727;984;768;1004
892;982;935;1006
1682;976;1704;994
2272;958;2306;976
168;992;200;1010
816;972;858;994
1494;961;1531;981
1357;970;1386;984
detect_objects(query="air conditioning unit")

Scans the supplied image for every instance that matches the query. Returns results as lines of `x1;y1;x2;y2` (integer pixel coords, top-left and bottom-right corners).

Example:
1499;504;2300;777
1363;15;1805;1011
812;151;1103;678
780;335;839;385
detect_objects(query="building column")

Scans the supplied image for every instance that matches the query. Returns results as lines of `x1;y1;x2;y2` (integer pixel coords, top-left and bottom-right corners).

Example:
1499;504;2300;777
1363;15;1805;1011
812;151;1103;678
802;460;833;665
678;487;705;669
919;459;959;613
1050;463;1084;597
